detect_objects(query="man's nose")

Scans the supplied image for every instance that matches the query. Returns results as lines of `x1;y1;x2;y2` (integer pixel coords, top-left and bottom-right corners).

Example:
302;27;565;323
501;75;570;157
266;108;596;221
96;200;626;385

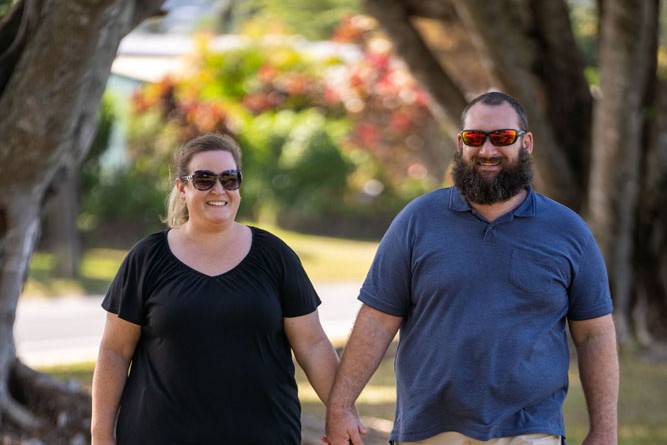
478;138;500;157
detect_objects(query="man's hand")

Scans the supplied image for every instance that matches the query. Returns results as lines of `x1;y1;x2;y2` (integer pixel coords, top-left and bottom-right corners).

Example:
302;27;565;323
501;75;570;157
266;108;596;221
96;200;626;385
322;406;368;445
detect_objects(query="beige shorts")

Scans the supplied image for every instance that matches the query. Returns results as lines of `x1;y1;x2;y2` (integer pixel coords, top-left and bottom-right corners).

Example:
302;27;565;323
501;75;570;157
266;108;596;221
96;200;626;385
395;431;562;445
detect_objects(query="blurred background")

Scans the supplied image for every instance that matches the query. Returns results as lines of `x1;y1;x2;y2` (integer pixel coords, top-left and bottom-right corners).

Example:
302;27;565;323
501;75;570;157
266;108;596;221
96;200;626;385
1;0;667;444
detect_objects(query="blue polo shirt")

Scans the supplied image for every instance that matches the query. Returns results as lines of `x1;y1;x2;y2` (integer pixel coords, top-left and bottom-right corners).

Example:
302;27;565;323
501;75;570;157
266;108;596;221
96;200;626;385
359;186;612;443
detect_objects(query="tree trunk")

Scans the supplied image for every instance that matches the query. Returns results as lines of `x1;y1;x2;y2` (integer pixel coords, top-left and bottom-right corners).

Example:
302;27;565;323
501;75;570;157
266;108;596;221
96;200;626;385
588;0;657;347
0;194;42;430
0;0;166;437
448;0;582;208
634;76;667;353
527;0;593;192
45;164;82;279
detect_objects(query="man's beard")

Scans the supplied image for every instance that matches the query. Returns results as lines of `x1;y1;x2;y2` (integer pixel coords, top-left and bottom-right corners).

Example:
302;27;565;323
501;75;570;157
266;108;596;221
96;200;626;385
452;147;534;205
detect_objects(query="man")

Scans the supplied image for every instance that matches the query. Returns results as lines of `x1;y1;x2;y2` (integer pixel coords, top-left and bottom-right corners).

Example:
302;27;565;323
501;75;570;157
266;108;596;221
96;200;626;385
325;92;618;445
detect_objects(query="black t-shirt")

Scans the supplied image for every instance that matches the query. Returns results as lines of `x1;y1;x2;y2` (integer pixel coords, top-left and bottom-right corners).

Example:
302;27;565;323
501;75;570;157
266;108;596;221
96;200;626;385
102;226;321;444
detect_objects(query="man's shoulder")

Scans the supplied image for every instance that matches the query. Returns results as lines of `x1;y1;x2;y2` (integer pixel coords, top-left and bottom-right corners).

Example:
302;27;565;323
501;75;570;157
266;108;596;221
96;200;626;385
533;192;591;232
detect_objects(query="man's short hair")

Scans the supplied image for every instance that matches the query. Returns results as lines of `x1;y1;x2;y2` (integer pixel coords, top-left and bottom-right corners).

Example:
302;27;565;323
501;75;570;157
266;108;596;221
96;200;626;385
461;91;528;131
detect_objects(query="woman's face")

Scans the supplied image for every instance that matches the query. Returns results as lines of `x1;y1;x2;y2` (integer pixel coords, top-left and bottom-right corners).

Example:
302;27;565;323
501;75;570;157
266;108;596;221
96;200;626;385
176;150;241;229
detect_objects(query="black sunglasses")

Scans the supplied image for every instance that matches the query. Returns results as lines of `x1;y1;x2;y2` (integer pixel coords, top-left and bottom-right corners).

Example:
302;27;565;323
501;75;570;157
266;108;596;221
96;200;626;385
460;129;526;147
181;169;242;191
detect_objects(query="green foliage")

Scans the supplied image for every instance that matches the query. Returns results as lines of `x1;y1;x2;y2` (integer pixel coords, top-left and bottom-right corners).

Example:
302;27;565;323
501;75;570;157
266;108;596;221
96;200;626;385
0;0;14;20
239;0;361;41
276;113;352;214
567;0;598;71
80;96;172;239
80;94;116;199
102;15;437;238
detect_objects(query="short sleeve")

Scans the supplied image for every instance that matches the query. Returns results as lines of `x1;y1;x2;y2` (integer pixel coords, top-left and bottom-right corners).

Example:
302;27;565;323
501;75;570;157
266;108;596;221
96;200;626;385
268;235;320;318
101;239;153;325
567;235;613;320
359;208;412;316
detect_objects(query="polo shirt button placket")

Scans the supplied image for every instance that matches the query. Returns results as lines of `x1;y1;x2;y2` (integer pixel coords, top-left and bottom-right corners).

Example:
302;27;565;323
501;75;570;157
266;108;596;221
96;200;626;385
483;225;494;241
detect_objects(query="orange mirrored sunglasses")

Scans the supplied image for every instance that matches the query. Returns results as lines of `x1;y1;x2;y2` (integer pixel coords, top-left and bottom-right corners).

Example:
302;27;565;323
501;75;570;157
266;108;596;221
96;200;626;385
460;129;526;147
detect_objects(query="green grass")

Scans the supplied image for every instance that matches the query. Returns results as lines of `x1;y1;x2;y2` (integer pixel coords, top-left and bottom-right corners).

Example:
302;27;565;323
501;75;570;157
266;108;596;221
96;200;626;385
25;248;127;297
24;226;378;298
42;351;667;444
259;224;378;282
565;353;667;444
40;362;97;391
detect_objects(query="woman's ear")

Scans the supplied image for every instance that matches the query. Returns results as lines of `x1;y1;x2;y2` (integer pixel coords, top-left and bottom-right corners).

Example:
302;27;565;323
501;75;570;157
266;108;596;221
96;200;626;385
175;178;186;196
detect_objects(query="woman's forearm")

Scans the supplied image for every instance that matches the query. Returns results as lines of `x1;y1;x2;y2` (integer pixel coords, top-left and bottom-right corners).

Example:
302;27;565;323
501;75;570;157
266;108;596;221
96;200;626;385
91;348;132;442
296;336;340;404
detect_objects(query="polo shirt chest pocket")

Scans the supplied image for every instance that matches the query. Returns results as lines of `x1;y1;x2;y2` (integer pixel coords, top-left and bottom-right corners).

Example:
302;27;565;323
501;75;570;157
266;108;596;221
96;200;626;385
509;248;565;293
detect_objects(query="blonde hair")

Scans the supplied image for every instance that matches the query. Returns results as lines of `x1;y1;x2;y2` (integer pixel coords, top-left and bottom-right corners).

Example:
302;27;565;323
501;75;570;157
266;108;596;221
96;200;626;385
164;133;242;228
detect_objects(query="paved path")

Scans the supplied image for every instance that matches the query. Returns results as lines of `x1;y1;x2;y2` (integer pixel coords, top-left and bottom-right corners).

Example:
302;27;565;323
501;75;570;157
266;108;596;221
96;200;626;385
14;282;363;368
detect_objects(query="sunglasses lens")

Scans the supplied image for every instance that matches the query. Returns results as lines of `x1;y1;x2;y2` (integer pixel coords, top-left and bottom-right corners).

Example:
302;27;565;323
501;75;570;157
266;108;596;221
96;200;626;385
220;172;241;190
188;170;242;191
461;131;486;146
489;130;518;146
191;171;217;190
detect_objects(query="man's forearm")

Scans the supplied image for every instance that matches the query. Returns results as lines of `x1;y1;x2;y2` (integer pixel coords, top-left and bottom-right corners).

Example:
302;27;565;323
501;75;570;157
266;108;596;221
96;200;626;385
328;304;402;410
572;316;619;444
325;304;402;445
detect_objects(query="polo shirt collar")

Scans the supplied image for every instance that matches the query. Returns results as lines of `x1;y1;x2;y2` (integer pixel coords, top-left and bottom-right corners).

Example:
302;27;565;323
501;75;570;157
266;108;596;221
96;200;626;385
513;185;536;217
449;185;536;218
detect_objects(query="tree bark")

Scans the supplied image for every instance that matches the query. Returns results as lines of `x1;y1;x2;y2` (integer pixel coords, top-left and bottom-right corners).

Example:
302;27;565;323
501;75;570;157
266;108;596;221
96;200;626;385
527;0;593;192
635;76;667;352
45;164;82;279
0;0;166;436
0;194;42;430
588;0;656;347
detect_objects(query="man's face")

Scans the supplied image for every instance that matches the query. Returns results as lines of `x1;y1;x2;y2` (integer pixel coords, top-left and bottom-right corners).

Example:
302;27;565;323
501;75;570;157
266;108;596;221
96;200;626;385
453;102;534;205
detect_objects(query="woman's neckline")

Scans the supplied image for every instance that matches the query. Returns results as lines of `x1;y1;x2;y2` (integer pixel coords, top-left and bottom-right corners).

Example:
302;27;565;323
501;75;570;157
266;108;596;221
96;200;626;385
164;225;256;278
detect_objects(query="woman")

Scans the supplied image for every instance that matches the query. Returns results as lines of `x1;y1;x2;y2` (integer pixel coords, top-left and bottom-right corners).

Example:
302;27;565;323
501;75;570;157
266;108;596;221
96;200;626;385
91;133;340;444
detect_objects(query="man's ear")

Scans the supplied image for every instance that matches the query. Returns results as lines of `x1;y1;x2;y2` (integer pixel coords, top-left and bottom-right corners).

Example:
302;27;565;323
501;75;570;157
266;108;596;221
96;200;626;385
523;132;534;154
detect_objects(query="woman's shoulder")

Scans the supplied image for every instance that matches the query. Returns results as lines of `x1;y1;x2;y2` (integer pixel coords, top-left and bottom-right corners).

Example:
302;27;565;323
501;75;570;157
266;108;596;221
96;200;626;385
248;226;291;252
125;231;169;260
247;226;306;267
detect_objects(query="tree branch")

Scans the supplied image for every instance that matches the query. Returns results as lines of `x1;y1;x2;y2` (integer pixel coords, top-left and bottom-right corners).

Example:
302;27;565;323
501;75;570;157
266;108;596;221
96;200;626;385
362;0;467;137
528;0;593;191
0;0;43;97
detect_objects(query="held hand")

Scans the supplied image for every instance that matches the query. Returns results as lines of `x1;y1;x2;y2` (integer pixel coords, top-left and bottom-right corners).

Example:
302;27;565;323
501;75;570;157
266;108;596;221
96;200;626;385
324;406;368;445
